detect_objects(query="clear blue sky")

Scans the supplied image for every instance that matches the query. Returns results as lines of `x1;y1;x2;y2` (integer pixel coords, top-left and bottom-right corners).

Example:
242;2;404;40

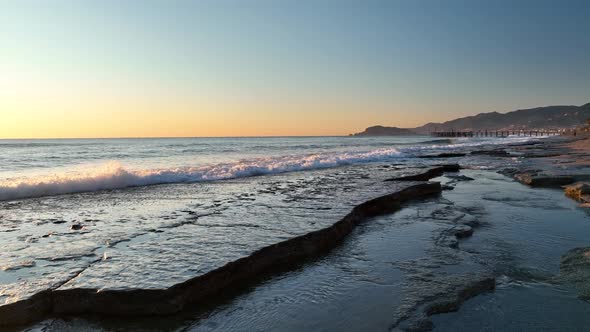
2;0;589;137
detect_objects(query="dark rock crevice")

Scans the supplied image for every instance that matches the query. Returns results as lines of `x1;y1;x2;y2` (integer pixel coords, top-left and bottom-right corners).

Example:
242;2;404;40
470;149;509;157
418;153;466;159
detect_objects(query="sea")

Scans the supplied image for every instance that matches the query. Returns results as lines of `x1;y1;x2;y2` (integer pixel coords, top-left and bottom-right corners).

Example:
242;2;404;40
7;135;590;332
0;136;534;201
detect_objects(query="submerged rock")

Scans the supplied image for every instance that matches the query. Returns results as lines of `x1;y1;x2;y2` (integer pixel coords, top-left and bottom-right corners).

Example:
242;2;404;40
558;247;590;300
446;175;475;182
426;277;496;315
395;276;496;331
452;225;474;239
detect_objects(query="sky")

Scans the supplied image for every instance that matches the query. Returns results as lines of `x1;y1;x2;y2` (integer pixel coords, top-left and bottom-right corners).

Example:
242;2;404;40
1;0;590;138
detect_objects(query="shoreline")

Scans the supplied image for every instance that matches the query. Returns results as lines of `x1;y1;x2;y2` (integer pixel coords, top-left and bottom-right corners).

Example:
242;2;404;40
0;169;455;328
182;167;590;332
4;135;590;331
183;136;590;332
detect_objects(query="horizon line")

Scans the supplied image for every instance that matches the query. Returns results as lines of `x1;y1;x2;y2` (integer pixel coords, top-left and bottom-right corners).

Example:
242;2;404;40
0;135;366;140
3;103;587;141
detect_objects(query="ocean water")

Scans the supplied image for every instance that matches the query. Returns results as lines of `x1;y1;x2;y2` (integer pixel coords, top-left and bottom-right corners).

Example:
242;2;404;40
3;134;572;331
0;136;536;201
19;168;590;331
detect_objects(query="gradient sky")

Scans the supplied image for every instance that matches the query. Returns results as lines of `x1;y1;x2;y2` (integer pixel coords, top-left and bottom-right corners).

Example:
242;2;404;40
2;0;590;138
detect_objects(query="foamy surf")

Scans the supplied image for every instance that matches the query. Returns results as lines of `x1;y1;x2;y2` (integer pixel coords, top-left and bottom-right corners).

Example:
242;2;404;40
0;148;402;201
0;135;543;201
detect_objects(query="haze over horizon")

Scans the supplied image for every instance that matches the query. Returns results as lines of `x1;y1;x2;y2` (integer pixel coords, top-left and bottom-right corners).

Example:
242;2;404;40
2;0;590;139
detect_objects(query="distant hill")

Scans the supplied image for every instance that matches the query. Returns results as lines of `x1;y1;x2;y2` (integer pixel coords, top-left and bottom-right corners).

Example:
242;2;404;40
352;125;418;136
353;103;590;136
413;103;590;134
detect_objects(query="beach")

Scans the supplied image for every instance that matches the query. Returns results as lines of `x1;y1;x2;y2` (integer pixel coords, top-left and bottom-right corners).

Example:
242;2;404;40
1;135;590;331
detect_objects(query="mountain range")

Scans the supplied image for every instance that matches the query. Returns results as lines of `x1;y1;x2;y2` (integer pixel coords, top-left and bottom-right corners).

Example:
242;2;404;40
352;103;590;136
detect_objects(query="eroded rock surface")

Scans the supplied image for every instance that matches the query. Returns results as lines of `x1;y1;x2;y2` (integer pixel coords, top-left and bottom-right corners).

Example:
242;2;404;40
0;164;449;326
514;172;575;188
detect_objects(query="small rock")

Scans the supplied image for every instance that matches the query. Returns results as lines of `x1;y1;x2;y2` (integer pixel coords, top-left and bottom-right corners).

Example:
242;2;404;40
564;182;590;202
447;175;475;182
70;224;83;231
458;215;479;227
453;225;474;238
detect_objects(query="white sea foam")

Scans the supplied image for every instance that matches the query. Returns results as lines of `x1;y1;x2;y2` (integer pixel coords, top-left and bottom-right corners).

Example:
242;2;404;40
0;148;402;201
0;135;543;201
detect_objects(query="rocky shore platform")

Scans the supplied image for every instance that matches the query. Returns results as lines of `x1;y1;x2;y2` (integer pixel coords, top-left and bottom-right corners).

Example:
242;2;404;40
0;164;464;328
181;167;590;332
4;135;590;331
494;135;590;191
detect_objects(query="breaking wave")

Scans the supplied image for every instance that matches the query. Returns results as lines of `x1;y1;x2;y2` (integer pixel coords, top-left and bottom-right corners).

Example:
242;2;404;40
0;135;544;201
0;148;401;201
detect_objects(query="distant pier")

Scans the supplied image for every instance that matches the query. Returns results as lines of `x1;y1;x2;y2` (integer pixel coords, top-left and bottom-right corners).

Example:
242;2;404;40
431;130;563;137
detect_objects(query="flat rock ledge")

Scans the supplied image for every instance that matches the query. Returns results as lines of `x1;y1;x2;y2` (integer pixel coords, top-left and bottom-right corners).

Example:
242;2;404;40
387;164;461;182
0;181;444;327
514;172;575;188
